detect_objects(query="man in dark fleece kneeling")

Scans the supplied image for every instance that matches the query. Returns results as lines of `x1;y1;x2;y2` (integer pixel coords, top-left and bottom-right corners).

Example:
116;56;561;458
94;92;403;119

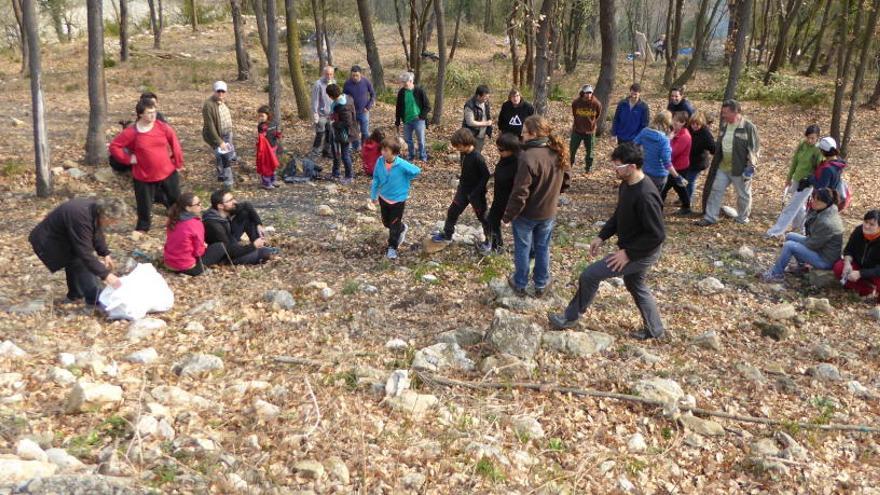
549;143;667;340
203;189;277;266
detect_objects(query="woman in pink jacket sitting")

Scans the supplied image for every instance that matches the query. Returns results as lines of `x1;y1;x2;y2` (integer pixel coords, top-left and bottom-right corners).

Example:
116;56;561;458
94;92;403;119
163;193;225;276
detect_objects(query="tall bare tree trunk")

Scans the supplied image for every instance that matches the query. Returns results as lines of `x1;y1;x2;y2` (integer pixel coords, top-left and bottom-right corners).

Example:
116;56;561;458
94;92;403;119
805;0;832;75
432;0;446;125
119;0;129;61
507;2;520;87
840;0;880;156
663;0;684;87
311;0;327;68
723;0;753;100
866;69;880;109
762;0;798;83
252;0;269;57
448;0;463;61
484;0;492;31
532;0;556;115
830;0;855;141
23;0;51;196
321;1;333;66
595;0;616;135
286;0;311;119
266;0;281;122
11;0;28;75
231;0;250;80
356;0;386;93
191;0;199;31
147;0;162;48
85;0;107;165
672;0;723;88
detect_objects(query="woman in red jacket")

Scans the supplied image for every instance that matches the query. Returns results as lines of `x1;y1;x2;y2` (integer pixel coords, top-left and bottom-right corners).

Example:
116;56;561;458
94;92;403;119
110;99;184;232
661;112;693;215
163;193;226;276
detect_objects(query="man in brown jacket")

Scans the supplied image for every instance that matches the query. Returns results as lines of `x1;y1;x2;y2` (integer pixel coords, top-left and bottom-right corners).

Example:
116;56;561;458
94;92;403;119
570;84;602;173
202;81;237;188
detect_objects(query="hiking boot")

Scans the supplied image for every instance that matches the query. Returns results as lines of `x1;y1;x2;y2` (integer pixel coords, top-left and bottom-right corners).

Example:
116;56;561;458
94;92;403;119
630;328;667;341
674;208;693;216
534;278;552;298
694;218;714;227
386;247;399;260
431;232;452;243
507;275;526;297
548;313;578;330
398;223;409;247
760;271;784;283
476;241;493;256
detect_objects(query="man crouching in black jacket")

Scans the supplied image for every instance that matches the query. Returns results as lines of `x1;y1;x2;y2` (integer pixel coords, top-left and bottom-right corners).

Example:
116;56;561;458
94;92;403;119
202;189;277;266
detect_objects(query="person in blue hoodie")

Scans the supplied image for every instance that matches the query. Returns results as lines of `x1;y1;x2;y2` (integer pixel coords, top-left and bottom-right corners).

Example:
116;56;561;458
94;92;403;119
633;111;687;192
611;83;650;144
370;137;422;260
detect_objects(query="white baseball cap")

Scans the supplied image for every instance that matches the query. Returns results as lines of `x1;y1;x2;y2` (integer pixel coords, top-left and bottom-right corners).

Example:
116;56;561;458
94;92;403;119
817;136;837;152
213;81;228;93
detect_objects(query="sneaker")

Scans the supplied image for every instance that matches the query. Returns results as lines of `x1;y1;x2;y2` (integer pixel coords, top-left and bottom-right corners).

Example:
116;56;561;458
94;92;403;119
721;205;739;218
339;177;354;185
534;278;553;298
673;208;693;217
760;271;784;283
507;275;526;297
735;217;750;225
223;180;234;189
431;232;452;243
398;223;409;247
630;328;666;341
386;247;399;260
694;218;714;227
476;241;492;256
548;313;578;330
264;247;281;256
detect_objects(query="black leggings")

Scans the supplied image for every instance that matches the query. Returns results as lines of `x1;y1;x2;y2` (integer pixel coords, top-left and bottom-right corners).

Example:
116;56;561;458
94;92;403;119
661;176;690;209
443;187;489;239
133;171;180;231
379;198;406;248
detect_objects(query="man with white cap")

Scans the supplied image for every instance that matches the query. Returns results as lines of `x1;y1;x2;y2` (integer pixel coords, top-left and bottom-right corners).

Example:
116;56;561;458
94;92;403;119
696;99;760;226
202;81;237;188
570;84;602;173
311;65;336;158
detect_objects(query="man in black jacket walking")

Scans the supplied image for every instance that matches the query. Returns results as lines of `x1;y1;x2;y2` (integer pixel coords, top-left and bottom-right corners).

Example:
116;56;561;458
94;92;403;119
29;197;127;306
203;190;276;266
549;143;667;340
395;71;431;162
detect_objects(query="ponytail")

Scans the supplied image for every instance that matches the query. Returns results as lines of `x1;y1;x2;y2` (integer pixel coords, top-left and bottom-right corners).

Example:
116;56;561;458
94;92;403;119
167;192;196;230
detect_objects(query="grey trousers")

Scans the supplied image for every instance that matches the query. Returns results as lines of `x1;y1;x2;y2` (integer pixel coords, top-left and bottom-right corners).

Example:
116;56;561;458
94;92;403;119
703;170;751;224
564;251;665;337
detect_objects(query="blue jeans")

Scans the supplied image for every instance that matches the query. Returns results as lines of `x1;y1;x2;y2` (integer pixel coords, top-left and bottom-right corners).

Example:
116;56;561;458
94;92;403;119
403;119;427;161
332;140;353;178
512;216;555;289
770;233;832;276
213;133;237;185
683;168;702;203
353;111;370;150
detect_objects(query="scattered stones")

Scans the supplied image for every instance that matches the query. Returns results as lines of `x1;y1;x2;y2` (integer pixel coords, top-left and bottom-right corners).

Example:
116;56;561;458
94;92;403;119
485;308;543;360
324;456;350;484
750;437;781;457
737;245;755;260
627;433;647;453
810;343;838;362
774;375;800;395
684;433;704;448
187;299;219;315
412;343;475;372
618;476;638;494
65;382;123;413
806;269;837;288
93;167;116;184
632;377;685;404
847;380;873;398
184;321;206;333
305;281;328;290
254;399;281;420
776;431;808;461
385;338;408;350
479;354;536;380
320;287;335;299
756;320;789;341
692;330;721;351
631;346;662;364
172;353;224;376
293;459;326;479
157;419;176;441
510;416;545;440
264;290;295;310
679;415;725;437
0;373;22;391
125;348;159;364
805;297;833;314
435;327;485;347
150;385;212;409
421;274;438;283
46;448;85;472
136;416;158;437
387;390;439;420
0;340;27;358
808;363;842;382
697;277;725;295
62;159;78;169
869;306;880;321
735;363;766;383
66;168;87;179
57;353;75;367
16;438;48;462
763;303;797;321
0;457;58;484
385;370;411;398
541;330;615;357
47;367;75;386
6;300;46;315
317;204;334;216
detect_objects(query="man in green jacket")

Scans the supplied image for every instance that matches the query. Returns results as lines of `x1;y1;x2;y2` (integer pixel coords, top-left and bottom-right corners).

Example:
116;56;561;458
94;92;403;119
696;100;760;226
202;81;237;189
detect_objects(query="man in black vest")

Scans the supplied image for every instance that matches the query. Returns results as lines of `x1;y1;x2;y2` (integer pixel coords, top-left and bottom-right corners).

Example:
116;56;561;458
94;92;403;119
462;85;493;153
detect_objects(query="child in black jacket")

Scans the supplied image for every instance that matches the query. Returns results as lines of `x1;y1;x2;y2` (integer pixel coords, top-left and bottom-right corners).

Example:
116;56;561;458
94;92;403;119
433;128;491;245
483;133;521;253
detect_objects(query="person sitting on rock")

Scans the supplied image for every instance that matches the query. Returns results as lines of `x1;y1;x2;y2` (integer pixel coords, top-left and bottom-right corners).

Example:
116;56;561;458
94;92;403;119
833;209;880;303
29;197;127;307
202;189;277;266
761;188;843;283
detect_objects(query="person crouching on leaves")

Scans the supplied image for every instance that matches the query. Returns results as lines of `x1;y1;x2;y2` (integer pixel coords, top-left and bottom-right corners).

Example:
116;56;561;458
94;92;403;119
256;105;282;190
432;128;491;248
370;138;421;260
484;133;521;253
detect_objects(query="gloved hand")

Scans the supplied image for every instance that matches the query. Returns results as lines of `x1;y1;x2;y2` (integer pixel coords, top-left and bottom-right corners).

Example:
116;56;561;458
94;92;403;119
797;178;811;191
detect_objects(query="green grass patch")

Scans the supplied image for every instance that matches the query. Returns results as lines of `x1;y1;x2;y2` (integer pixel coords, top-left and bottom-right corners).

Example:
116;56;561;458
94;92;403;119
547;437;565;452
698;66;829;107
478;254;512;283
103;56;117;69
1;160;28;178
475;456;505;482
66;431;101;459
100;415;129;440
342;280;360;295
626;457;648;476
810;396;837;425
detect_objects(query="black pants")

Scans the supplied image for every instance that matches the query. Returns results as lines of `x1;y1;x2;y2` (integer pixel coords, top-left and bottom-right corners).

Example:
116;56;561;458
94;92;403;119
230;202;262;243
133;171;180;231
379;198;406;248
661;176;690;210
65;258;101;305
486;201;506;249
312;121;333;156
175;243;227;276
443;187;489;239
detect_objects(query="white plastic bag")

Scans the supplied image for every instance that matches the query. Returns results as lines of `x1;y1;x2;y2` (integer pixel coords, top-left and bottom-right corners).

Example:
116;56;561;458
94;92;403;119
98;263;174;320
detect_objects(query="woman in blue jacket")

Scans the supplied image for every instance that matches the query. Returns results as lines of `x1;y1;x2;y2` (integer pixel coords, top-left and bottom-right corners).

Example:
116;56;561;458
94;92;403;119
634;111;687;192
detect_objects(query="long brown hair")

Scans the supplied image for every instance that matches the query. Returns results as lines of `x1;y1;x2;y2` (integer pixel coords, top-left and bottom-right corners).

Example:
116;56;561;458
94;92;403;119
522;116;570;170
167;192;197;230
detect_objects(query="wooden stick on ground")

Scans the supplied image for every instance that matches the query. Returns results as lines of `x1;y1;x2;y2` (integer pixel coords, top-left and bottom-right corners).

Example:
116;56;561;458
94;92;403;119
416;372;880;434
273;356;328;368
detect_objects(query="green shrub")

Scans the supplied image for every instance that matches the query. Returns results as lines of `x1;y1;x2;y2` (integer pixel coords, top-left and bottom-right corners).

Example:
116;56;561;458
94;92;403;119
701;66;829;107
1;161;28;177
103;56;117;69
181;1;230;26
103;20;120;36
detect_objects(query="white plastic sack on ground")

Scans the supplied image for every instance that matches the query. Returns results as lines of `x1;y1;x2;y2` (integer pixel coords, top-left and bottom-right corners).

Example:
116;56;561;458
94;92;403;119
98;263;174;320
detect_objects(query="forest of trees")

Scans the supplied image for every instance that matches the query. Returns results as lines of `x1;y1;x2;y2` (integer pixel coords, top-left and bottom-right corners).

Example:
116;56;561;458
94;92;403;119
4;0;880;196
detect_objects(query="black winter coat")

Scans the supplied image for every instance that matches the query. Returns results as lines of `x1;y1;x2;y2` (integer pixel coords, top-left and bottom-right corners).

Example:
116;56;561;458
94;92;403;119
688;125;715;172
29;198;111;279
202;207;256;260
394;86;431;126
844;226;880;279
